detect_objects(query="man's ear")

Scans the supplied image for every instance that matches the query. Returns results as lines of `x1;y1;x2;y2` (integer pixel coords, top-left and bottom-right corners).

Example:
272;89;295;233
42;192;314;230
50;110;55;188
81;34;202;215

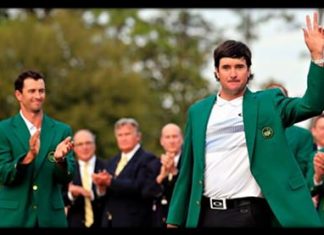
15;90;22;101
214;70;219;81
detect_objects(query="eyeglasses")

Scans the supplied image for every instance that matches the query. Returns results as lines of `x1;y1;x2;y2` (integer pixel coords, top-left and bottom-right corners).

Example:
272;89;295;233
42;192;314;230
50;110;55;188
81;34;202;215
74;141;94;148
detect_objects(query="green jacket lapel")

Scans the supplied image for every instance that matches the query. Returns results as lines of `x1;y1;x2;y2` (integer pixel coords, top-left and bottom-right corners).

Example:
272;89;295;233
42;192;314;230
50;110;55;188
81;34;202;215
243;89;258;163
194;95;216;168
33;115;56;178
11;114;30;152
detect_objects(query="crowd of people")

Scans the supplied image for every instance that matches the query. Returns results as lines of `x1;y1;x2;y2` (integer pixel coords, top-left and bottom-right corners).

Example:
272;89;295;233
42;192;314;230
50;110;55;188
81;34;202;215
0;11;323;228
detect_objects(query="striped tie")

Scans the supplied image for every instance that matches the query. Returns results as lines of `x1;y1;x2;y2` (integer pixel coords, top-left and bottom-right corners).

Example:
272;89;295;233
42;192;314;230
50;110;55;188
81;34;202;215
82;162;94;228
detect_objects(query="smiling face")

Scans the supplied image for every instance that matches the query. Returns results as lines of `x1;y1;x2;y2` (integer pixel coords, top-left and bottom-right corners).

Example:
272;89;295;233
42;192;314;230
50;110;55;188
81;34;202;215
73;130;96;162
215;57;250;100
15;78;46;114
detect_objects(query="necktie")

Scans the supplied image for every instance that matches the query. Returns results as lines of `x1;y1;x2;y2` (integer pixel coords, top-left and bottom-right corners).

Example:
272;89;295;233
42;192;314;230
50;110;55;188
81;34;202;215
82;162;94;228
115;153;128;176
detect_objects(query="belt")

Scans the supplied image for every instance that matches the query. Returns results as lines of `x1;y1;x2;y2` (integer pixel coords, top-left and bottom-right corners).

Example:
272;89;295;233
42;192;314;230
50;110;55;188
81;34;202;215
201;196;265;210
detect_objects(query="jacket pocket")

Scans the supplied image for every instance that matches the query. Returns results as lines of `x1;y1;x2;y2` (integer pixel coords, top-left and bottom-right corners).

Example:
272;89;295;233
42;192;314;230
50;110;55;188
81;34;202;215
288;175;305;190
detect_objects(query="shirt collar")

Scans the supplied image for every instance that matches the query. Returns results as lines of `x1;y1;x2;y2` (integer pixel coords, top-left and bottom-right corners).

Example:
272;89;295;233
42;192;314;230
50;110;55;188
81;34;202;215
122;144;140;161
78;155;96;167
216;93;243;107
318;146;324;151
20;110;39;135
174;152;181;167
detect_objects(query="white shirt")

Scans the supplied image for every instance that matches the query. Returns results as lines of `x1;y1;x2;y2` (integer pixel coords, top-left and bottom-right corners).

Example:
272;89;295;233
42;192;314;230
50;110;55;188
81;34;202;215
78;156;96;186
174;152;181;167
204;95;262;199
68;156;96;201
122;143;141;161
317;146;324;151
20;110;40;135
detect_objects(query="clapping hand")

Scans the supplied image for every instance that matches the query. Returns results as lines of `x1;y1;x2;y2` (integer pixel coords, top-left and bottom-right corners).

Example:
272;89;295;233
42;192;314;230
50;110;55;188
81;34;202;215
22;130;41;164
54;136;74;161
314;151;324;183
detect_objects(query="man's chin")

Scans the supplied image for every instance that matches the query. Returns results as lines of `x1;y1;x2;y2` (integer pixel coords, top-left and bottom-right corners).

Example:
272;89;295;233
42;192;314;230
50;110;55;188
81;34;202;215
31;109;42;114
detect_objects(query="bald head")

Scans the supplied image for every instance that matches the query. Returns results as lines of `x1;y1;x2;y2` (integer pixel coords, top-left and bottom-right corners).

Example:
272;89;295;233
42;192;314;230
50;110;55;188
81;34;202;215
73;129;96;162
160;123;183;155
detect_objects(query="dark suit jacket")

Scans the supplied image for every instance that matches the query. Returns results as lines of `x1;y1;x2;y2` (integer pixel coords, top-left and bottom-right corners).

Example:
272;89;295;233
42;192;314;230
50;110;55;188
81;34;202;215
145;155;182;227
167;63;324;227
101;147;157;227
64;157;107;228
0;114;75;227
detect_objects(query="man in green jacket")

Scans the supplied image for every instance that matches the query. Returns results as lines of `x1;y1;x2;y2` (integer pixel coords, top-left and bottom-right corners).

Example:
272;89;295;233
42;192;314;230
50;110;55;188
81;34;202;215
166;12;324;227
307;114;324;223
0;70;75;227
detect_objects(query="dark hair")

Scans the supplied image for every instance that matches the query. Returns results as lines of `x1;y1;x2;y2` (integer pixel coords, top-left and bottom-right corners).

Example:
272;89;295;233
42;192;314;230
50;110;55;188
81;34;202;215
213;40;253;80
14;70;45;92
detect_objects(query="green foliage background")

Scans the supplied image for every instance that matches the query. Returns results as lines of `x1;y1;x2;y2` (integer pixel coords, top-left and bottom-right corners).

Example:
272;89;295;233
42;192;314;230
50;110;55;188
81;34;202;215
0;9;218;159
0;9;303;159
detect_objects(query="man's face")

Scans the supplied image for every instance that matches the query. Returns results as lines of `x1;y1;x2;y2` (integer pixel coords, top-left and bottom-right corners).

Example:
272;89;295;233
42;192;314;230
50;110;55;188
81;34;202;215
312;117;324;147
115;124;141;153
15;78;45;114
160;125;183;155
215;57;250;100
73;131;96;162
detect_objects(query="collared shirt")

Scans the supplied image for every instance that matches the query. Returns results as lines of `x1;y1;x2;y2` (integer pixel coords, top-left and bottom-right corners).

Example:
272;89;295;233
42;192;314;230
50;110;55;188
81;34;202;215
20;110;40;135
204;94;262;199
317;146;324;151
78;156;97;185
121;143;141;162
68;156;96;201
174;152;181;167
167;152;181;181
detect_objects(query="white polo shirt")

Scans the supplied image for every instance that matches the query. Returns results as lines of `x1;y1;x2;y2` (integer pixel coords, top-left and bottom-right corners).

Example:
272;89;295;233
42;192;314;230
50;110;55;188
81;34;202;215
204;95;262;199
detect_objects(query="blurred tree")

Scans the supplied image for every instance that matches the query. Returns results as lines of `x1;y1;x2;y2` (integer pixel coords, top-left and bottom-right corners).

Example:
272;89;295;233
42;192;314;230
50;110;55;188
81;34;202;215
84;9;221;154
129;10;220;126
43;10;161;158
231;9;296;44
0;9;159;158
0;9;218;158
2;9;297;159
0;9;9;20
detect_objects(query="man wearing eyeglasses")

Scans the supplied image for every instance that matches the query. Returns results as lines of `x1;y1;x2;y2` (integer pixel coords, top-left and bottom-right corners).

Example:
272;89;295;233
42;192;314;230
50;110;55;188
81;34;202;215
63;129;108;228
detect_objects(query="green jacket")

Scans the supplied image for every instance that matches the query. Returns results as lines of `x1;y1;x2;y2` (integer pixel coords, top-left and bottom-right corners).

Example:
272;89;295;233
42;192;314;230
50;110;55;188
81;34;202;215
166;62;324;227
285;125;314;177
308;148;324;224
0;114;75;227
